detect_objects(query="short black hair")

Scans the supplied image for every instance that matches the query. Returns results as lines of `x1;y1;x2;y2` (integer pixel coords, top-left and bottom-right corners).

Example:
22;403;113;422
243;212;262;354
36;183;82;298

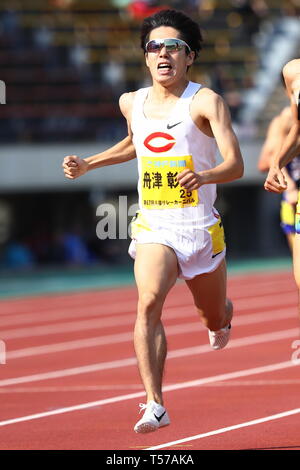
140;9;203;60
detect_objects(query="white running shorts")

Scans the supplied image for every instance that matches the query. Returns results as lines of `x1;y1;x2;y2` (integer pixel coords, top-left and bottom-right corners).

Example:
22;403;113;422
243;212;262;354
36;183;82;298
128;211;226;280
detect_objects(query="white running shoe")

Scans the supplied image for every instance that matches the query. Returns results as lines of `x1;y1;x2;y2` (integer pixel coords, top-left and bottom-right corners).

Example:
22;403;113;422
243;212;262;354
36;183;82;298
208;323;231;350
134;400;170;433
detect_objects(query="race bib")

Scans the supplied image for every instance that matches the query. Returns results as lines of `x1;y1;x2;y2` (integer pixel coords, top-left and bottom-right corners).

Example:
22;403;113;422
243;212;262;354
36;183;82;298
140;155;199;209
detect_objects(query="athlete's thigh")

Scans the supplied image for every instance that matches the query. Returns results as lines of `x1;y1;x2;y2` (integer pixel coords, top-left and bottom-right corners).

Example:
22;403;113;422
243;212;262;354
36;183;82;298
134;243;179;300
293;234;300;288
185;259;227;315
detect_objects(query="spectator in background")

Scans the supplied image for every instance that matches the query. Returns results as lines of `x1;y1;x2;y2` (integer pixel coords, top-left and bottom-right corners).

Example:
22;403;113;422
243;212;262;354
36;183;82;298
3;242;35;269
102;48;126;98
53;226;94;265
281;0;300;17
32;14;61;72
33;15;54;52
68;27;92;83
230;0;268;43
61;232;92;265
211;64;241;122
127;1;168;20
1;0;23;50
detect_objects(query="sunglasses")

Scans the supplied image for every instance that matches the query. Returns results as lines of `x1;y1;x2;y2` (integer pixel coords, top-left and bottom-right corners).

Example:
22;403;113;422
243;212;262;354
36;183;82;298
145;38;191;54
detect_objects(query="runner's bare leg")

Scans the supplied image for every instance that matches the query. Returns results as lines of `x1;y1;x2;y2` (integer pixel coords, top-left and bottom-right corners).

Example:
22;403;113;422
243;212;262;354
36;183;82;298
134;243;178;405
185;259;233;331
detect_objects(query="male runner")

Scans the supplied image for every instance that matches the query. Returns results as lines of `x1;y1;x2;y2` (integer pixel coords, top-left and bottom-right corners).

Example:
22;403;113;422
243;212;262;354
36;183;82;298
258;105;300;251
63;9;244;433
265;59;300;191
264;58;300;326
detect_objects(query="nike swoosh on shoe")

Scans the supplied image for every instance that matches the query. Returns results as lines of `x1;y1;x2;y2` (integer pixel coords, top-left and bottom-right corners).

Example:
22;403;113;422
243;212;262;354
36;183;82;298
154;411;166;422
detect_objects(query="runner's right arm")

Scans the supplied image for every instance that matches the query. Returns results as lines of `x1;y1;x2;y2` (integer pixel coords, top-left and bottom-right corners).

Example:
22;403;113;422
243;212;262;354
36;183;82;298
264;60;300;193
282;59;300;122
258;116;282;172
264;123;300;193
257;107;293;173
62;93;136;180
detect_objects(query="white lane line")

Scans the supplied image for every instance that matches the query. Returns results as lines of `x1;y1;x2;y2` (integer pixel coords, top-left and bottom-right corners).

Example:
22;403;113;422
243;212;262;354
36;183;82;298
0;356;137;387
0;384;144;393
0;327;298;387
146;407;300;450
1;378;300;394
166;327;298;360
1;287;296;330
0;360;297;428
0;300;138;327
1;293;297;340
196;379;300;386
6;308;297;360
0;279;296;325
0;305;192;339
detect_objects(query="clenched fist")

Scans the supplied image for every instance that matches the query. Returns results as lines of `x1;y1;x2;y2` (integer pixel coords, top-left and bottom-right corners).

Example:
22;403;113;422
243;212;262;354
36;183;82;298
264;166;287;193
177;169;204;191
62;155;89;179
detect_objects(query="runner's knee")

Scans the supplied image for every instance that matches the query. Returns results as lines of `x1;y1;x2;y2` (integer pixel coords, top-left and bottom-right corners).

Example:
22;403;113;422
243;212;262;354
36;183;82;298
137;292;164;321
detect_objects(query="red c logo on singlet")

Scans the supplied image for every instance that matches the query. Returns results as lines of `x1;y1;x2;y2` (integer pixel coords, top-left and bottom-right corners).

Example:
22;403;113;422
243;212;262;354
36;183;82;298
144;132;176;153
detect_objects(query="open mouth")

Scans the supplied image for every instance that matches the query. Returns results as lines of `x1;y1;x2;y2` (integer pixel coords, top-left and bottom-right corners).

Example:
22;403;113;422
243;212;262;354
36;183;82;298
157;63;172;72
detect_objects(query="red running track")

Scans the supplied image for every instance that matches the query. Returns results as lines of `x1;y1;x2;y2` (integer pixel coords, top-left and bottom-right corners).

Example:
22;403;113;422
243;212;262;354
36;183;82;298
0;269;299;450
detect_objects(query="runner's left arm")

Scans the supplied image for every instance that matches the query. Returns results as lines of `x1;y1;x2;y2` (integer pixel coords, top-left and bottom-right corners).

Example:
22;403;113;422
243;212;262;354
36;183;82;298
177;91;244;190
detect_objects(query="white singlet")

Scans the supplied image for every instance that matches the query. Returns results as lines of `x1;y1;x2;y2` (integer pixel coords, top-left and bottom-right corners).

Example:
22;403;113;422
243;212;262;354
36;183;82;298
128;81;226;279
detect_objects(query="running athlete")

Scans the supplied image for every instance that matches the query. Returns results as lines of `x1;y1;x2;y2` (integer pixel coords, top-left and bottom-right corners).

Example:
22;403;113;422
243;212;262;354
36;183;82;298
264;58;300;326
258;106;300;251
62;9;244;433
265;59;300;191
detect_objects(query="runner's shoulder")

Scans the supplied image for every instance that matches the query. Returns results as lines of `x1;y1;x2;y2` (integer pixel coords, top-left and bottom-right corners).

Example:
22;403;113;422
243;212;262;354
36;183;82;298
283;59;300;79
195;86;225;105
192;86;227;118
119;91;136;118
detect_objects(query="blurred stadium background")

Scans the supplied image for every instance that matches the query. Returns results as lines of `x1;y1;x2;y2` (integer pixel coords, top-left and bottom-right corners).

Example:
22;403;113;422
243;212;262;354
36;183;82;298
1;0;300;295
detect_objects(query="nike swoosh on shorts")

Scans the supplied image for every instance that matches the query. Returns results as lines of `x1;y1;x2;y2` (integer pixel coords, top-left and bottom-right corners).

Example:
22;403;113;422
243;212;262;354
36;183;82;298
212;251;223;259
